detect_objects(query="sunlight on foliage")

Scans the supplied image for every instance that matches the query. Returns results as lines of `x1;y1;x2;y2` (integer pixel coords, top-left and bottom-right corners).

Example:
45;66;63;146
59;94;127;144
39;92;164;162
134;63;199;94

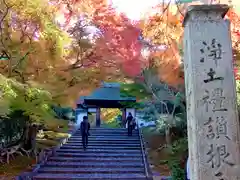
0;74;55;123
101;108;122;123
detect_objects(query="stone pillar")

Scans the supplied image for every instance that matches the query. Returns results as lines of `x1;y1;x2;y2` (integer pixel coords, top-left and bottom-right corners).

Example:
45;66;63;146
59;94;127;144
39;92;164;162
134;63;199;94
183;4;240;180
96;107;101;127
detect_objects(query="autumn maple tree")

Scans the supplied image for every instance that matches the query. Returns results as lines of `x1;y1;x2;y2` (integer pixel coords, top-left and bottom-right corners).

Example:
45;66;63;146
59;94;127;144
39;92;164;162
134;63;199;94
58;0;184;85
1;0;240;172
141;7;184;88
1;0;239;107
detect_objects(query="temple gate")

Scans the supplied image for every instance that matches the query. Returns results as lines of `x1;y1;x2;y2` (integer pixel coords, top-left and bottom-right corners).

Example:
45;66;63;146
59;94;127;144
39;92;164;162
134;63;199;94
75;82;136;127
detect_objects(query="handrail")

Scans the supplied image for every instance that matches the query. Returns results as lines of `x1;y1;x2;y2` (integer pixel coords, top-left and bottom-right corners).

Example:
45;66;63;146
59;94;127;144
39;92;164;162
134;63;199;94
137;126;150;178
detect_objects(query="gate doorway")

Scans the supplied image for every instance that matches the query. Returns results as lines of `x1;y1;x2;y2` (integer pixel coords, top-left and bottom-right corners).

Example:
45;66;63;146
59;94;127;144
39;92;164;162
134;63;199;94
76;82;136;127
88;113;97;127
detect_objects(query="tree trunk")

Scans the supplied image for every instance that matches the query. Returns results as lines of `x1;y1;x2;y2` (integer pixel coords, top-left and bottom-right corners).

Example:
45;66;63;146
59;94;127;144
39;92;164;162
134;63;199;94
23;124;37;151
23;124;31;150
165;125;171;146
165;106;177;147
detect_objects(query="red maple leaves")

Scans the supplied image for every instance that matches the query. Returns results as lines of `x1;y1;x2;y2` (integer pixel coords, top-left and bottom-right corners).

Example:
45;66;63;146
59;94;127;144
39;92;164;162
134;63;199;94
57;0;144;76
57;0;240;82
92;6;144;76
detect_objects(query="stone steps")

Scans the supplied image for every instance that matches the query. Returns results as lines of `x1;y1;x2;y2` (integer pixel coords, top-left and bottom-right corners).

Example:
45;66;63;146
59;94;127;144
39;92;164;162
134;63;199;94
60;145;141;150
65;142;141;146
44;161;144;168
48;157;142;162
74;131;138;133
75;128;129;131
56;149;142;154
70;137;139;140
74;130;138;135
69;136;139;140
66;141;139;145
33;173;147;180
38;167;145;173
76;131;133;134
75;130;138;133
67;139;139;143
75;132;138;134
55;152;143;158
32;128;150;179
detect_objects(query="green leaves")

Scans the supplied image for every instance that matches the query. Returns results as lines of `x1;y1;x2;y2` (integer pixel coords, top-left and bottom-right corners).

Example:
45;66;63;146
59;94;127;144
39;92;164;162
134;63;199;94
120;82;151;100
0;73;56;123
10;88;54;123
122;68;187;137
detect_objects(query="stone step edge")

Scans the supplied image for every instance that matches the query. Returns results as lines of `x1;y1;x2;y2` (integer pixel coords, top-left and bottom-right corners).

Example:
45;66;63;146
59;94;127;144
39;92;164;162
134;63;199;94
55;153;143;157
38;167;145;172
64;144;141;146
56;149;142;152
60;147;141;149
67;139;140;141
48;157;142;161
44;162;144;165
33;173;146;179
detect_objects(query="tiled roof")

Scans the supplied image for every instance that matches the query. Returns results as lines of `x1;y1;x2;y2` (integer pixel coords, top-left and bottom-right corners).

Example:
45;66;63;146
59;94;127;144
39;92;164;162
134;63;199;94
76;82;136;104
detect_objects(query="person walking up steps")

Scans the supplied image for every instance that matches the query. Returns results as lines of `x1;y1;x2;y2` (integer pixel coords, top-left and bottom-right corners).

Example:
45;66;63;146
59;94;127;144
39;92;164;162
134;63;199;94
126;112;134;136
80;116;90;150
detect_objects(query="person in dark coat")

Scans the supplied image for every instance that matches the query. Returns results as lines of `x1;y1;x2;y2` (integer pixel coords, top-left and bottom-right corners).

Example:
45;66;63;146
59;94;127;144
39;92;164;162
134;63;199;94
126;112;134;136
80;116;90;149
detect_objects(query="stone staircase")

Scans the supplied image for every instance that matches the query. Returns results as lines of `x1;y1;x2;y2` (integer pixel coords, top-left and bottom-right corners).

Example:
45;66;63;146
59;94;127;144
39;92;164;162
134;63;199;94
33;127;153;180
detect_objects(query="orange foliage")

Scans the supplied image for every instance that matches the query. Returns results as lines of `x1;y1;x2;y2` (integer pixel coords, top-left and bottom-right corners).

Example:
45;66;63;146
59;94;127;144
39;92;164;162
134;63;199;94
90;3;144;77
143;4;240;84
56;0;145;76
151;43;184;87
57;0;184;83
55;0;240;88
142;6;184;87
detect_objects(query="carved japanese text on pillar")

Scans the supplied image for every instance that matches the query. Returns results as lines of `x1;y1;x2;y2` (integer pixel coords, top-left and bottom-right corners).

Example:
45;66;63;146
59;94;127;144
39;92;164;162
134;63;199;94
199;41;234;179
201;86;235;179
204;116;235;180
203;68;224;83
201;88;227;113
206;144;235;179
200;39;223;66
204;117;230;140
199;39;224;83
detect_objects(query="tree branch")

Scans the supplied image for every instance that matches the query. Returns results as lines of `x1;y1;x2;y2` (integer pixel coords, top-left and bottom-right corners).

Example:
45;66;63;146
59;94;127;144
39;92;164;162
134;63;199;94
0;0;11;49
12;51;31;71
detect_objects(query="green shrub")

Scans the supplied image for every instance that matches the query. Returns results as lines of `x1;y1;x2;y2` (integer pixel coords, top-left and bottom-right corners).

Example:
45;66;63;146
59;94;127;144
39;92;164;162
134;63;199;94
159;138;188;180
168;161;185;180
